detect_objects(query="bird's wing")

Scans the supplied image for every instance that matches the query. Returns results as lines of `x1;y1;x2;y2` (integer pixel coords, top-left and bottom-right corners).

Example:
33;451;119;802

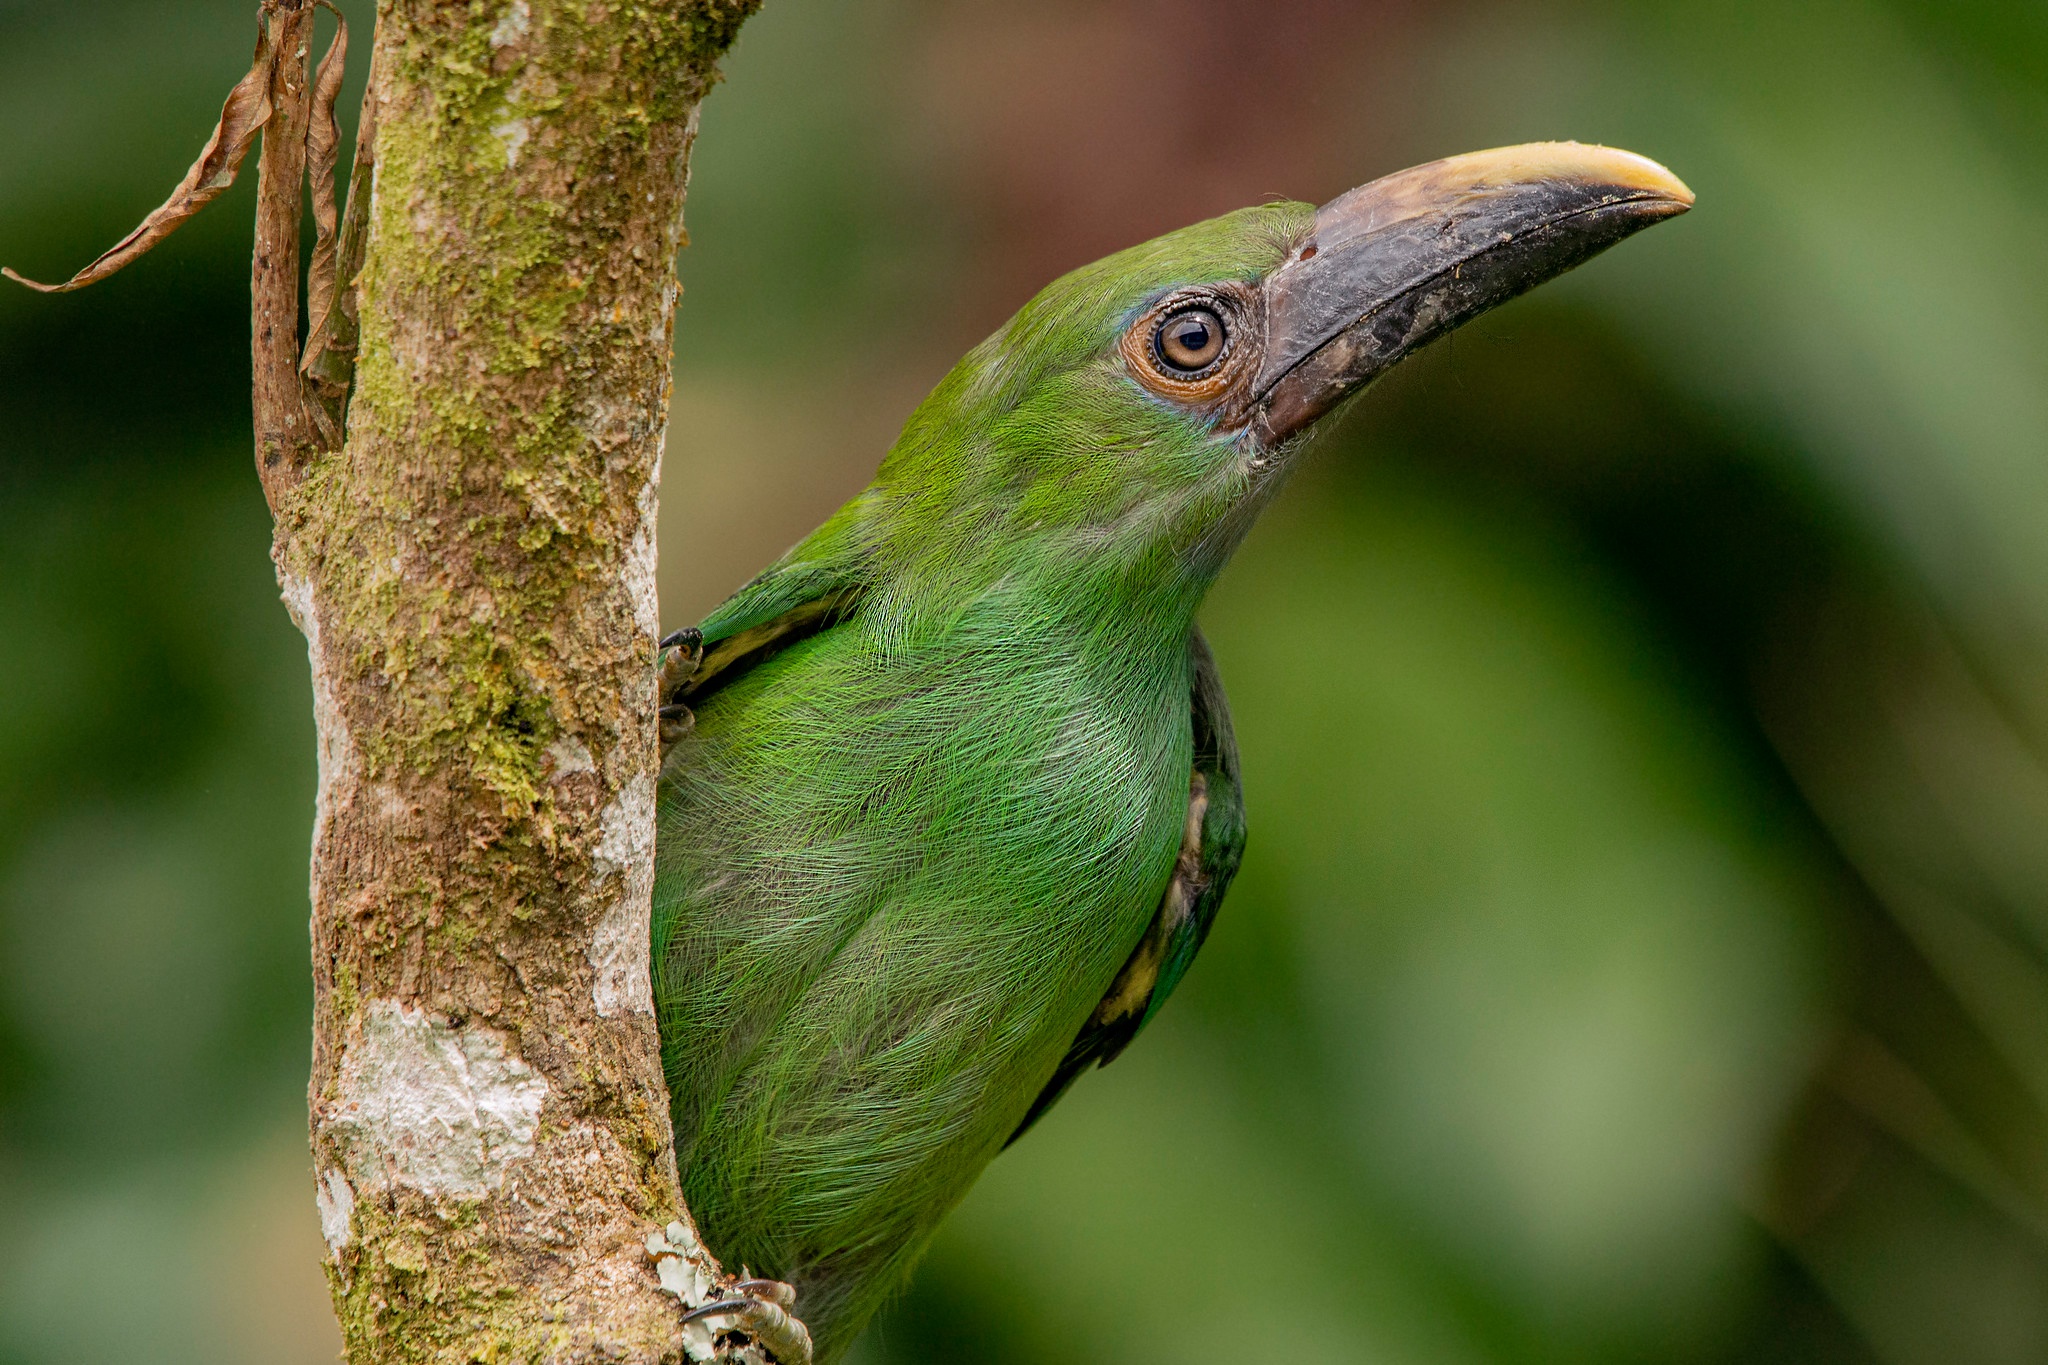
672;493;877;708
1007;627;1246;1145
681;584;862;707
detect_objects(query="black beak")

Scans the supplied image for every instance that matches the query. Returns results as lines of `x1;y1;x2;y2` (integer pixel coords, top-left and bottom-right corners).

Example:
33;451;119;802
1251;142;1694;444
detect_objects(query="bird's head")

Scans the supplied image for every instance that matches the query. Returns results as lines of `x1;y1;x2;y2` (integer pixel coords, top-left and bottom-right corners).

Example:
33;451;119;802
869;142;1692;615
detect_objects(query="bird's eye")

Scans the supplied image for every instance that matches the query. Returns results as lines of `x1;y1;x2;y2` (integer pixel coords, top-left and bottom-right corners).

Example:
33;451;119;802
1153;307;1227;375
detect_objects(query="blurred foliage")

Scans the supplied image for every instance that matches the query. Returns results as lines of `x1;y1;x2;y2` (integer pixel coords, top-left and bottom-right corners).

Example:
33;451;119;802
4;1;2046;1363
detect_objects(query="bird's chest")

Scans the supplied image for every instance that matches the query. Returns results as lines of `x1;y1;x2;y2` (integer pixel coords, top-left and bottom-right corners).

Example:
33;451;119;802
853;647;1191;918
681;627;1194;938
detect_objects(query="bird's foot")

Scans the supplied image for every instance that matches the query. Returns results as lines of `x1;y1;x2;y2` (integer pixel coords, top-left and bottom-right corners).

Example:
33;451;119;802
646;1222;813;1365
685;1279;813;1365
658;628;704;759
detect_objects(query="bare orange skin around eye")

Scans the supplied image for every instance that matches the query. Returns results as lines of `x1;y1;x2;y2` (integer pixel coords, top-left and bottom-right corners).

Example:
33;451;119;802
1117;285;1264;414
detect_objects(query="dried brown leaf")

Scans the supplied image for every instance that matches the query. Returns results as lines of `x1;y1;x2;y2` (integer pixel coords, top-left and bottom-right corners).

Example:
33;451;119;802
301;2;370;450
301;1;350;350
3;19;279;294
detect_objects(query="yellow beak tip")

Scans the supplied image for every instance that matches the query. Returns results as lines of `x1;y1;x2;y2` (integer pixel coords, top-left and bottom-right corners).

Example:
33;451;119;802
1491;140;1695;209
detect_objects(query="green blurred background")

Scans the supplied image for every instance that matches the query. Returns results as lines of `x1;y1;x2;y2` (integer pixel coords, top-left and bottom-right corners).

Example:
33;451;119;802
5;0;2048;1360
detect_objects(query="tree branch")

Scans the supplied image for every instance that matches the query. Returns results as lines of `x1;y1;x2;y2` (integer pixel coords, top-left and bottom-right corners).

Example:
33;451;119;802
267;2;764;1359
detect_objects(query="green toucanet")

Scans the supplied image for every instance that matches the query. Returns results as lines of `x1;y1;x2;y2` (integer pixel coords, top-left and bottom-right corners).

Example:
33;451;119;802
651;143;1692;1363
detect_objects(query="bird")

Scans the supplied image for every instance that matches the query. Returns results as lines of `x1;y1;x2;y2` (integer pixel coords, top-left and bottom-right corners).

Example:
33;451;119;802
649;143;1693;1363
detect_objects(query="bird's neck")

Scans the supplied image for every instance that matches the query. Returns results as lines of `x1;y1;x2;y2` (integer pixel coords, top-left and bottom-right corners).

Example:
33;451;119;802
867;516;1218;669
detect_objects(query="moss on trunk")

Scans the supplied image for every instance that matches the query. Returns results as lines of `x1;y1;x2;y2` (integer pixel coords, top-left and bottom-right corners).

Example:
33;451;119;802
269;3;763;1360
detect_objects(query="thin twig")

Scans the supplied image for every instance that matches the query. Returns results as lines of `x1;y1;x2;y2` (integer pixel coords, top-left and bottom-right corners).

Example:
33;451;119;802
251;0;319;498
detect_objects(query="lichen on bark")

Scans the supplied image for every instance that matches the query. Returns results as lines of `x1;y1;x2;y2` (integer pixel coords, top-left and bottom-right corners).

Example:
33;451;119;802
265;2;763;1360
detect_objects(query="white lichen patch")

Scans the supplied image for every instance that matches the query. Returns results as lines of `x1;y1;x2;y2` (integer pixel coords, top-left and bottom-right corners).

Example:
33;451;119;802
625;456;662;641
590;772;657;1017
646;1220;716;1303
279;573;360;846
547;734;597;778
317;1167;356;1253
329;1000;548;1200
371;780;412;824
646;1221;722;1361
489;0;530;49
494;116;535;169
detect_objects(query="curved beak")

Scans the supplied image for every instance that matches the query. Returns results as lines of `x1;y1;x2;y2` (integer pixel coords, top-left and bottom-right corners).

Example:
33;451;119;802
1250;142;1694;444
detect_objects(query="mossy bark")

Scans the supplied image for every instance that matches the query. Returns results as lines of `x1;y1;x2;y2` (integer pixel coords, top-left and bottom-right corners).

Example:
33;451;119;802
266;3;762;1360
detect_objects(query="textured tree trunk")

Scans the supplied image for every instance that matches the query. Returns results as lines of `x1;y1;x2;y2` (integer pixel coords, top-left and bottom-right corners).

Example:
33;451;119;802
257;2;762;1359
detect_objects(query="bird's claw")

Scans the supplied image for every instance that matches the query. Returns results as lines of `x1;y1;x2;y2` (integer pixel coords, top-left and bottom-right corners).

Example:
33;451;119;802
681;1278;813;1365
658;628;705;758
647;1222;812;1365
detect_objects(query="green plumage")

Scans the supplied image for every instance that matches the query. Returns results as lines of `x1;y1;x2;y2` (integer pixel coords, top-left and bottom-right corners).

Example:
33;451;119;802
653;204;1305;1357
649;142;1692;1361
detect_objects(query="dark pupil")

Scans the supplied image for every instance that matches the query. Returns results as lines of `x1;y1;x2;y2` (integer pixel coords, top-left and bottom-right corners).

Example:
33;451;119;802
1157;308;1224;373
